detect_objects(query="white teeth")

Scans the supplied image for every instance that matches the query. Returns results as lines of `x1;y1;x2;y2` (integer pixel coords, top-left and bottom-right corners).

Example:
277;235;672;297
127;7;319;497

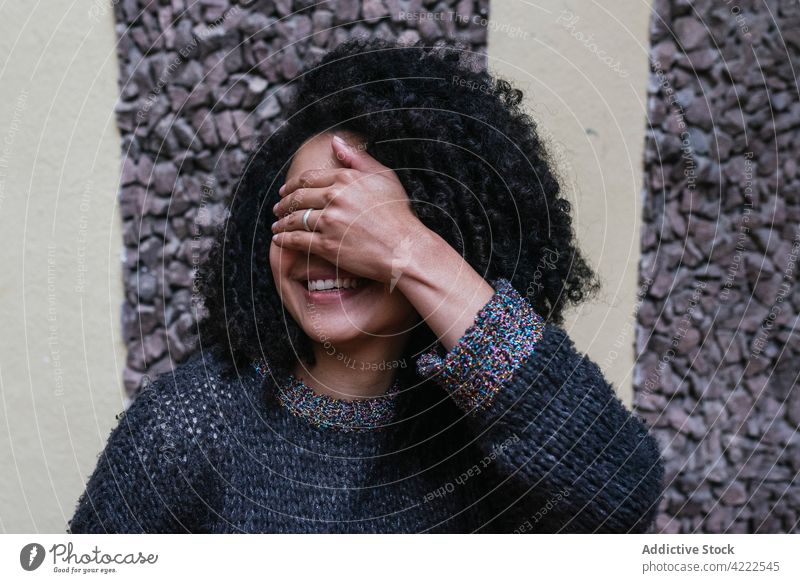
307;278;362;291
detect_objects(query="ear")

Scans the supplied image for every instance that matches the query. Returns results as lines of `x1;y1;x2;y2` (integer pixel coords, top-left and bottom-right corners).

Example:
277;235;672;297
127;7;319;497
331;135;384;173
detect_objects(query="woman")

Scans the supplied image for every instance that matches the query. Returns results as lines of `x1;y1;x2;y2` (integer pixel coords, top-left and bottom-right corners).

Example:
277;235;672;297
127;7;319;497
68;38;664;533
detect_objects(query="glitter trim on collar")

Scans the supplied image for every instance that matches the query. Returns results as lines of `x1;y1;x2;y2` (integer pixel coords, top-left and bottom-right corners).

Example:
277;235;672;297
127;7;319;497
252;358;403;432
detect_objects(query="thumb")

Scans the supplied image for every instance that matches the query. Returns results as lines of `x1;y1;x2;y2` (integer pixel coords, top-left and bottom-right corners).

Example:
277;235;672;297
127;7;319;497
331;134;383;173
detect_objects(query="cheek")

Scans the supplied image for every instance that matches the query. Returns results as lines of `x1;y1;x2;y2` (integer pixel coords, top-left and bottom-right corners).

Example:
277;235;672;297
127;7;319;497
268;240;281;268
269;244;298;305
269;244;280;281
269;243;296;280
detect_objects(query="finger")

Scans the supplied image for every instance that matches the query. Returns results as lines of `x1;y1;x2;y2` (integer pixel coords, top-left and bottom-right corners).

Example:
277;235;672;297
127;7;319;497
331;134;385;173
280;169;339;197
272;208;321;234
271;229;319;253
273;186;330;217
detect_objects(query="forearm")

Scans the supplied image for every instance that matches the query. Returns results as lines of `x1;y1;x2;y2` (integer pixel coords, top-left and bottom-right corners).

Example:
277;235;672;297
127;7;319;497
414;277;664;532
478;339;664;532
394;227;495;351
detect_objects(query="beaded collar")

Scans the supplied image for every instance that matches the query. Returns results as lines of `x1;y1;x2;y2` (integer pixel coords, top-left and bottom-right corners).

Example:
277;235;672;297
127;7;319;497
252;358;403;433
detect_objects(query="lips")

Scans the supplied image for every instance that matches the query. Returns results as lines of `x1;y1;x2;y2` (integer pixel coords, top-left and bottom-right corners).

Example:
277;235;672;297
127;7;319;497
297;268;362;282
306;278;363;292
299;277;373;304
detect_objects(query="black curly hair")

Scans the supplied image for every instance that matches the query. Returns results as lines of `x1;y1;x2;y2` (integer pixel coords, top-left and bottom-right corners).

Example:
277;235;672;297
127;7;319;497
196;37;601;374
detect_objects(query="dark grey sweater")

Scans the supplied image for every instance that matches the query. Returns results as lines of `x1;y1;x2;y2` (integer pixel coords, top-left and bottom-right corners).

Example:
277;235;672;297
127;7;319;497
68;278;665;533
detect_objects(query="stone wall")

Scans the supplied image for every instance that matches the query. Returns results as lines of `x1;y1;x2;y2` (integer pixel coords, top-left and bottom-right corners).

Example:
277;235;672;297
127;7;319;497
635;0;800;533
112;0;490;396
111;0;800;533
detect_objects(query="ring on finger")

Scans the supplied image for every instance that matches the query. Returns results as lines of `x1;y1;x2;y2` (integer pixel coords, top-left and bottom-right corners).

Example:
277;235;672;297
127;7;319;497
302;208;313;232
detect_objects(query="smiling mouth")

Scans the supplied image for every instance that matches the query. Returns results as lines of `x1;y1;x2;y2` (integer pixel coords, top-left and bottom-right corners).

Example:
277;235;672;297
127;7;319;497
303;277;368;292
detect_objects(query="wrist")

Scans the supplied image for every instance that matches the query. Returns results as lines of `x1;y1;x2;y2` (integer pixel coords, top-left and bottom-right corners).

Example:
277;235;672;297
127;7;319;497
392;224;451;293
416;278;547;413
395;225;487;297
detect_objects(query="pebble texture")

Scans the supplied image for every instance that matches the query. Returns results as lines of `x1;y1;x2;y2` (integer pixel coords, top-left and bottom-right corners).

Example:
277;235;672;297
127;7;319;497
636;0;800;533
69;279;664;533
112;0;491;397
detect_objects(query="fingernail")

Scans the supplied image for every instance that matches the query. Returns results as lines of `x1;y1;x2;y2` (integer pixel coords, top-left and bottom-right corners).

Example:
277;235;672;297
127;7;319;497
333;135;347;146
279;184;285;194
272;202;279;214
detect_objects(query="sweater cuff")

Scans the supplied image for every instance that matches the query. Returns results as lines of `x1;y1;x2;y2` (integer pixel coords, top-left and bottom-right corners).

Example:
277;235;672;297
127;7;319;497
415;278;546;413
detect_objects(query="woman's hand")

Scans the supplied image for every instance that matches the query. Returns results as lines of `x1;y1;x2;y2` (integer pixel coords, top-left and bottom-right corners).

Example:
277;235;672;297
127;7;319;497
273;133;494;351
271;135;428;284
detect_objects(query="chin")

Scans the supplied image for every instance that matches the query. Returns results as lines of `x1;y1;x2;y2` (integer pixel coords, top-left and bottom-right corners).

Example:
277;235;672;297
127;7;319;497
302;326;372;350
299;310;383;342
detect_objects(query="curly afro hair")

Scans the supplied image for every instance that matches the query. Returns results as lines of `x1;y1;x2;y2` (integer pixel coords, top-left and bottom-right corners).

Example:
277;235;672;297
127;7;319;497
196;37;601;374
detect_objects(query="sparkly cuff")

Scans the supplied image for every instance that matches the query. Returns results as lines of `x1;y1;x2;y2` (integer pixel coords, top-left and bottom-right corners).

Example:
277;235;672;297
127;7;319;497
415;278;546;413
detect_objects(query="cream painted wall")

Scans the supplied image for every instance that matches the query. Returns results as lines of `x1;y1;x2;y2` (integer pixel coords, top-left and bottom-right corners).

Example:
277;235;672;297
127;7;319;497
488;1;652;405
0;3;124;532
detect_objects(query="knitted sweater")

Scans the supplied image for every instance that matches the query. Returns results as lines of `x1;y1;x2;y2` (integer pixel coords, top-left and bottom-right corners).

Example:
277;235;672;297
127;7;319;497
68;278;665;533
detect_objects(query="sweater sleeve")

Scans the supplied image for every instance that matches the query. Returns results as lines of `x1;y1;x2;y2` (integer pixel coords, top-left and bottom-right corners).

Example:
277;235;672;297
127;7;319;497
416;277;665;533
67;372;208;534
